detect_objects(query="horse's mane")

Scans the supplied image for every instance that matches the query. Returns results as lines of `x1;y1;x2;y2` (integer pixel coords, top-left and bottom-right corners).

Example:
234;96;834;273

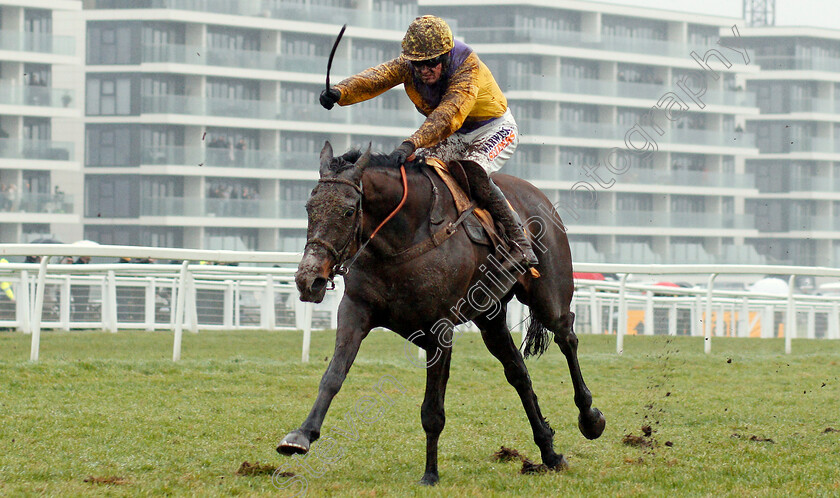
329;148;416;174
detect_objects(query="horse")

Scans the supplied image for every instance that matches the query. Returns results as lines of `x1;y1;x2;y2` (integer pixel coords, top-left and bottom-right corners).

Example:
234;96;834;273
278;142;605;485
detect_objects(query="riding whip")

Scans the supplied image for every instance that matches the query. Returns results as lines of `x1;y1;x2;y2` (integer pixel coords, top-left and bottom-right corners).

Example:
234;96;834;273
326;24;347;92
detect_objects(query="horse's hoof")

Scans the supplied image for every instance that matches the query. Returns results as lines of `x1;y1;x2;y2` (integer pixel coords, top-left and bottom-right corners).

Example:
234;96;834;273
277;430;310;455
419;472;439;486
544;453;569;470
578;407;606;440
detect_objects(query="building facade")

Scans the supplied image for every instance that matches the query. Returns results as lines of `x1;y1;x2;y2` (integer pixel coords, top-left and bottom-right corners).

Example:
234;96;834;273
0;0;83;244
0;0;838;267
729;27;840;266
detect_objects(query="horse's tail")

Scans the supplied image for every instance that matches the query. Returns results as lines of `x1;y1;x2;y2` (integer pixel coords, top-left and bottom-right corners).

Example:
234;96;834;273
522;313;553;358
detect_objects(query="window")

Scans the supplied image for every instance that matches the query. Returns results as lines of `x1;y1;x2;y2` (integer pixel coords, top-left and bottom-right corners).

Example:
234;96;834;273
88;22;137;64
24;64;50;87
85;175;139;218
278;229;307;252
671;195;705;213
23;118;50;140
142;176;183;199
206;78;259;101
617;63;660;85
205;228;257;251
86;125;135;166
24;9;51;35
617;193;652;211
207;26;260;51
561;59;598;80
87;76;133;115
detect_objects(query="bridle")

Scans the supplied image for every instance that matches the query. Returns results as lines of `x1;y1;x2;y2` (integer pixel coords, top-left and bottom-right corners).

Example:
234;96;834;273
303;165;409;287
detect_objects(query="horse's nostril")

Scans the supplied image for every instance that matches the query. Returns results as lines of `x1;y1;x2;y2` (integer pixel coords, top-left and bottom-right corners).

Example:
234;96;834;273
310;277;328;295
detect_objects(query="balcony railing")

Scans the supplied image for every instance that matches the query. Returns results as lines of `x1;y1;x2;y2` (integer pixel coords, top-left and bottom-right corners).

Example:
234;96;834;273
789;213;833;231
756;55;840;73
459;27;707;58
0;192;74;214
0;138;74;161
573;209;754;230
140;94;420;128
505;161;754;189
0;86;76;108
505;74;756;107
140;196;306;219
518;118;756;148
789;97;834;113
0;30;75;56
94;0;418;31
786;137;838;154
140;145;324;170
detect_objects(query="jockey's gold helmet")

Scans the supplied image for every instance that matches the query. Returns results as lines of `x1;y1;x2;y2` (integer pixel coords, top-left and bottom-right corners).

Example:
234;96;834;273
401;15;454;61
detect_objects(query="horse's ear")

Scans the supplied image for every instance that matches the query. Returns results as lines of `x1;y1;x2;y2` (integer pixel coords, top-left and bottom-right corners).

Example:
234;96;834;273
349;143;372;183
319;141;334;177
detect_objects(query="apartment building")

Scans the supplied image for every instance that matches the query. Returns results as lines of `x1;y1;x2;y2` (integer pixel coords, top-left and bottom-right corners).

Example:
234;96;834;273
2;0;837;267
80;0;420;252
423;0;764;264
0;0;83;244
728;27;840;266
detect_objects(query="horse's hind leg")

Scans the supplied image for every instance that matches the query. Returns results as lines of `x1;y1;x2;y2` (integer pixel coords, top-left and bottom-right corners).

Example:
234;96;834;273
475;310;567;469
532;306;605;440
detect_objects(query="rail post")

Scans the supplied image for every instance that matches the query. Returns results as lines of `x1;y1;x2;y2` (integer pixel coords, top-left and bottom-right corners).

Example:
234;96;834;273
704;273;717;354
172;260;189;361
617;273;629;354
29;256;50;361
785;274;796;354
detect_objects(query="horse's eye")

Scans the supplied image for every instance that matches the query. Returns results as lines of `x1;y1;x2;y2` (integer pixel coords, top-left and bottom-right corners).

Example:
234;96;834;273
343;208;356;218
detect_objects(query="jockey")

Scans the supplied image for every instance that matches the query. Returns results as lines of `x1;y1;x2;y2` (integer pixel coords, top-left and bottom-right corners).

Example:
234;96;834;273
319;15;539;268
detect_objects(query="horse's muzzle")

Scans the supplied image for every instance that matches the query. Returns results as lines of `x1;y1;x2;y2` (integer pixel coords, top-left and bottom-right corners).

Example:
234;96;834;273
296;254;331;303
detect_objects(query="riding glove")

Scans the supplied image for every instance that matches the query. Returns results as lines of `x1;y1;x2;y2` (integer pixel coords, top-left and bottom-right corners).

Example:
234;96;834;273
319;88;341;110
389;141;416;165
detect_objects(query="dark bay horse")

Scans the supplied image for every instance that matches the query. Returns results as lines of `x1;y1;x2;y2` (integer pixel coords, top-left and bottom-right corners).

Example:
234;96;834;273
278;142;605;485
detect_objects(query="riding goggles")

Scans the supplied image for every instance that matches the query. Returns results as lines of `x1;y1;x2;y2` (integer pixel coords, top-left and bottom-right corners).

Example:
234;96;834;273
411;55;445;69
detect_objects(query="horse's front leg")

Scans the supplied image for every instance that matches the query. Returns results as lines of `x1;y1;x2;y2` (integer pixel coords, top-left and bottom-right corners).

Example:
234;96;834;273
277;299;372;455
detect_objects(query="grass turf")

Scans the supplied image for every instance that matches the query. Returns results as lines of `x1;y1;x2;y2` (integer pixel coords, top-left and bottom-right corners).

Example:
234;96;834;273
1;329;839;496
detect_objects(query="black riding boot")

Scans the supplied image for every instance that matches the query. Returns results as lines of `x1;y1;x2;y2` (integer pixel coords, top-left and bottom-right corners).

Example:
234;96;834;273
460;161;539;268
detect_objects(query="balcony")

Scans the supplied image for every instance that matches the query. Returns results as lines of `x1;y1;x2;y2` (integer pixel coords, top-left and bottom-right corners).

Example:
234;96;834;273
460;27;697;58
506;161;755;190
0;30;75;56
140;94;419;128
0;139;73;161
0;192;74;214
277;102;420;128
573;209;754;230
789;97;834;113
788;213;833;231
518;118;756;148
756;55;840;73
786;137;838;154
142;95;276;120
137;145;326;170
505;74;756;107
789;175;837;192
140;196;306;219
93;0;417;31
0;86;76;108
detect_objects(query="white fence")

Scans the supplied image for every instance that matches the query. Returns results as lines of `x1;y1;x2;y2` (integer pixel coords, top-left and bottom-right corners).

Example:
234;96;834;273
2;244;840;362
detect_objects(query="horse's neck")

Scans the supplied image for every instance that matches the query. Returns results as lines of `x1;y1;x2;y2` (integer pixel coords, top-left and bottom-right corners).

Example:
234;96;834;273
361;167;434;251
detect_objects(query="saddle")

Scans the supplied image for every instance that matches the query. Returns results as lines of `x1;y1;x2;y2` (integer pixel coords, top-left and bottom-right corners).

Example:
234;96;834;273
423;157;505;250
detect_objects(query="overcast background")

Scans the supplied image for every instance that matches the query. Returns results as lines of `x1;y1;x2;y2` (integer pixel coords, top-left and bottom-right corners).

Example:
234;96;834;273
604;0;836;28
